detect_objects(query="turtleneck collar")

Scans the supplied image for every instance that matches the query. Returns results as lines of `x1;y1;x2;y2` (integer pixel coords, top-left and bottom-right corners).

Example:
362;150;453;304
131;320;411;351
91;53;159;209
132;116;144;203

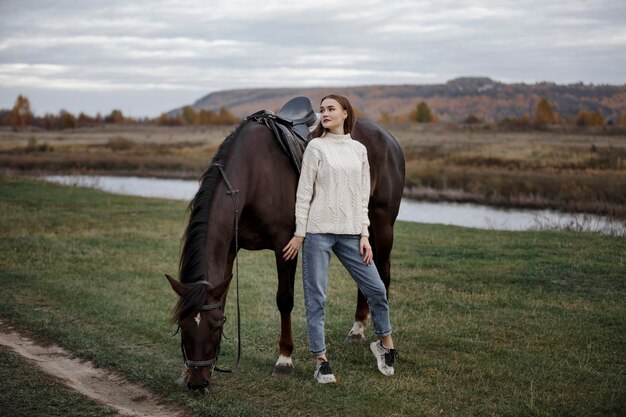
321;131;351;140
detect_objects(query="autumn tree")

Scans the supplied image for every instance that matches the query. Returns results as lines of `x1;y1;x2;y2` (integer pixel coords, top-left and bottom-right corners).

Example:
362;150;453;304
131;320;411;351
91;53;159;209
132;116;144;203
181;106;198;125
619;113;626;126
10;95;33;128
216;107;238;124
57;110;77;129
575;110;589;126
414;101;433;123
576;110;604;127
77;112;95;127
39;113;57;130
198;109;215;125
464;114;481;125
105;109;125;124
0;110;10;126
588;111;604;126
156;113;182;126
534;98;556;125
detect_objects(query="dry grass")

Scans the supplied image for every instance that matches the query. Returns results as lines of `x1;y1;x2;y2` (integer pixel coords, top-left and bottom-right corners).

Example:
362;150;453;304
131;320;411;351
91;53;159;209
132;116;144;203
0;125;227;179
1;123;625;216
386;123;626;217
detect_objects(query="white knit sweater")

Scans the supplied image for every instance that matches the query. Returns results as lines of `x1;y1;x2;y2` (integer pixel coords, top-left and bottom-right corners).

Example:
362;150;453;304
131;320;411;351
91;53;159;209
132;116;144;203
294;132;371;237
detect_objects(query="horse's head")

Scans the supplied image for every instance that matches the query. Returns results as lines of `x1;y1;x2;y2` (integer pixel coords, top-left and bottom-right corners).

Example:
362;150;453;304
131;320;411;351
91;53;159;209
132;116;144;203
166;274;231;393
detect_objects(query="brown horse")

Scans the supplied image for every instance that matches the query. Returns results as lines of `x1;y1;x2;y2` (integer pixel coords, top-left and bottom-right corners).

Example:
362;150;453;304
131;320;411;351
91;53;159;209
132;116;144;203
166;115;404;392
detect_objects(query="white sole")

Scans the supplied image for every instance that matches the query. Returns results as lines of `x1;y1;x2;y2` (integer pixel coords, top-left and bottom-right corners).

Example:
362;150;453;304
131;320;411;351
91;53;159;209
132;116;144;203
370;342;395;376
315;375;337;384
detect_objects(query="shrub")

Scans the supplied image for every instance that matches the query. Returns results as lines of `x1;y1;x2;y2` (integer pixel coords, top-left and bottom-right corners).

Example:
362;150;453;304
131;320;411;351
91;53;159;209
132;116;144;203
414;101;434;123
464;114;481;124
107;137;135;151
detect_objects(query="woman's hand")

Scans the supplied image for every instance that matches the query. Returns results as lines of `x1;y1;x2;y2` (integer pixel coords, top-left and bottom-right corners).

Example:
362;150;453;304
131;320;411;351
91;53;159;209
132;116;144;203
282;236;304;261
360;236;373;265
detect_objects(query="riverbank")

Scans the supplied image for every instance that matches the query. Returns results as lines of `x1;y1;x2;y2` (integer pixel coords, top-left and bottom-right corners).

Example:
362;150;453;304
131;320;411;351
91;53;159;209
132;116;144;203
43;174;626;235
1;175;625;416
1;124;625;218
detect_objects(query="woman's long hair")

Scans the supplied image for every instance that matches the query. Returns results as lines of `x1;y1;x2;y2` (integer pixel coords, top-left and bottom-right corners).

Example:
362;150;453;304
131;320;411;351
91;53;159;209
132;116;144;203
309;94;356;139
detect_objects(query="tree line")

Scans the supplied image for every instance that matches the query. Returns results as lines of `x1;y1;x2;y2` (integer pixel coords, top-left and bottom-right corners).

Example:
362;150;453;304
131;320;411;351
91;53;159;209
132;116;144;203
1;95;238;130
393;98;625;128
3;94;624;131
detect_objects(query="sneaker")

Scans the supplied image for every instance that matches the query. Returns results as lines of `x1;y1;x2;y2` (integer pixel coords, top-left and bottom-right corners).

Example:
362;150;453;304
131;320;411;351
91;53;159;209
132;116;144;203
370;341;397;376
314;360;337;384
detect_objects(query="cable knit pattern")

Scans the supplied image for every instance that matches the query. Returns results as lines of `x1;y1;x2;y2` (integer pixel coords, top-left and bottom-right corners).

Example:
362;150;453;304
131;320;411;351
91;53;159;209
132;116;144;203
294;132;371;237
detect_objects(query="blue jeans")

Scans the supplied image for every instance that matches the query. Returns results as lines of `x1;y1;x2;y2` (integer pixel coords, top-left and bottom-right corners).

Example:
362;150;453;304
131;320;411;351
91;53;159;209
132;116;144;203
302;233;392;355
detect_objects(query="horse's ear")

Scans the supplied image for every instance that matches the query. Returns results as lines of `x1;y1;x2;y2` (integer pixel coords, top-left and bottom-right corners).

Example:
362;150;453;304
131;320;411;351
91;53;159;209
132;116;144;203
212;274;233;300
165;274;186;297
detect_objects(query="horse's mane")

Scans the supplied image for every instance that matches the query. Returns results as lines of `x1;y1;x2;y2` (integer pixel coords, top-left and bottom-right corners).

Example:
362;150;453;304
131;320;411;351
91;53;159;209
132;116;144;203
172;119;249;322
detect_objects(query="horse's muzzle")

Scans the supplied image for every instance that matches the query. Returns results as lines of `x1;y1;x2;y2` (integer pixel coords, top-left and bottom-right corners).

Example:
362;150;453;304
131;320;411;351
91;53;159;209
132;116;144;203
188;379;210;394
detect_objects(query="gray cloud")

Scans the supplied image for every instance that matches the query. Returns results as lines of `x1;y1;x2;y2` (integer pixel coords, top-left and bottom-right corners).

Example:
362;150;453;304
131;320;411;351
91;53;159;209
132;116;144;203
1;0;624;117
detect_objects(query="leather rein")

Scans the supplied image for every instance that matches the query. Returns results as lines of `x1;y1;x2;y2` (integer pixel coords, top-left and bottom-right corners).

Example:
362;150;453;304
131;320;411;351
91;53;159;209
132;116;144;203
178;161;242;374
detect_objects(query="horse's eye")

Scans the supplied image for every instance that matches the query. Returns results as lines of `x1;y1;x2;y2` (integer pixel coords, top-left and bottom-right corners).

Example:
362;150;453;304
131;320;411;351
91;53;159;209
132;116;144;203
209;317;224;328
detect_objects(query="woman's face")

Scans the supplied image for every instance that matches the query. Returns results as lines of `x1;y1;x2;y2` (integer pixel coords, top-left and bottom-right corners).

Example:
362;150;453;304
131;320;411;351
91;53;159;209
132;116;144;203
320;98;348;134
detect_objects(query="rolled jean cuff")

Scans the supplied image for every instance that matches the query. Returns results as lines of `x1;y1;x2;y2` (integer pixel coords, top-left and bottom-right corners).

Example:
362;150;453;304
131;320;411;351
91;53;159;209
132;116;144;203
375;328;392;337
310;348;326;356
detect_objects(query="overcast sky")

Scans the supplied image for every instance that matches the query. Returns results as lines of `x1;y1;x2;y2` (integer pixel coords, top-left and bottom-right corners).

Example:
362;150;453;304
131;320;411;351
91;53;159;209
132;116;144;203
1;0;625;118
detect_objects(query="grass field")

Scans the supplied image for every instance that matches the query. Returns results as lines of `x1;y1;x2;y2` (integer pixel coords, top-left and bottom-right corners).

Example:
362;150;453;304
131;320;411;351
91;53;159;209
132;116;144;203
1;123;625;218
0;347;119;417
0;175;625;416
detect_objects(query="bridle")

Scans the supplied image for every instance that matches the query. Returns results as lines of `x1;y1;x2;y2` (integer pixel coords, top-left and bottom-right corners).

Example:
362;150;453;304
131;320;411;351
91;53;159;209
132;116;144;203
177;161;242;376
179;282;227;373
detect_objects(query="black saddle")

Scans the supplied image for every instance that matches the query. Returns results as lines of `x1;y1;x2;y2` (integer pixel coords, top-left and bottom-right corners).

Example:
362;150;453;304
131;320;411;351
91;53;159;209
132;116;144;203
245;96;319;174
276;96;318;140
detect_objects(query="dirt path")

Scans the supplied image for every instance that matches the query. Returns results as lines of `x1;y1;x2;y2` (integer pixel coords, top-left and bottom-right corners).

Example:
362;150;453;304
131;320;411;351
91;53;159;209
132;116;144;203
0;320;187;417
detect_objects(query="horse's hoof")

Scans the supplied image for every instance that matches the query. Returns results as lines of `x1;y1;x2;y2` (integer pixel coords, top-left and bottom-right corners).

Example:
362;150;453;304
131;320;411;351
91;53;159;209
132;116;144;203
344;333;366;344
272;365;295;377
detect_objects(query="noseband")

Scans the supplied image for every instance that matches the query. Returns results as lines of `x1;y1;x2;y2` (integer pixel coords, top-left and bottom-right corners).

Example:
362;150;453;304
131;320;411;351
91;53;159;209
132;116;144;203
179;281;229;373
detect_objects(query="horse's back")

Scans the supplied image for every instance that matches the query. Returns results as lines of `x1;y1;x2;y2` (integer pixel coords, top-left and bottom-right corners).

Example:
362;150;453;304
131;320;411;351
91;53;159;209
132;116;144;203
352;119;405;218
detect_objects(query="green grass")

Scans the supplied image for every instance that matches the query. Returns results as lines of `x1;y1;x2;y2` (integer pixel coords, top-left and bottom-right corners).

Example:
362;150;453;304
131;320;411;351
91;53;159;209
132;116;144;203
0;175;625;416
0;347;119;416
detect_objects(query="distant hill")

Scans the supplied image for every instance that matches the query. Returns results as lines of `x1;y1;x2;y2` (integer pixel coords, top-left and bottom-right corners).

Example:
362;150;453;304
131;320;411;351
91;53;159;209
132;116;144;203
181;77;626;123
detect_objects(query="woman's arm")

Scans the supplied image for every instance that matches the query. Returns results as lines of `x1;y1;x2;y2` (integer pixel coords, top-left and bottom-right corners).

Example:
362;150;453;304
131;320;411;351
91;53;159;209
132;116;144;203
360;148;371;238
294;144;321;237
283;144;320;261
360;147;373;265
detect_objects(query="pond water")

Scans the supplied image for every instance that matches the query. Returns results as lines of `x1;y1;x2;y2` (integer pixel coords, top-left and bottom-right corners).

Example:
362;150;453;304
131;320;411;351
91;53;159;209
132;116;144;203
44;175;625;235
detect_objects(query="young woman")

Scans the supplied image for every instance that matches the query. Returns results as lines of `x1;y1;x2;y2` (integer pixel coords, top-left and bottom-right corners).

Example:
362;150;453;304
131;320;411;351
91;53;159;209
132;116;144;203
282;94;397;383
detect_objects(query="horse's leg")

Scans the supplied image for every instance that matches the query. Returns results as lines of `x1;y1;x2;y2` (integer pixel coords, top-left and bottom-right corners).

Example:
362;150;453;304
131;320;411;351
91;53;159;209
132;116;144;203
345;287;369;343
346;208;394;343
272;252;297;376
